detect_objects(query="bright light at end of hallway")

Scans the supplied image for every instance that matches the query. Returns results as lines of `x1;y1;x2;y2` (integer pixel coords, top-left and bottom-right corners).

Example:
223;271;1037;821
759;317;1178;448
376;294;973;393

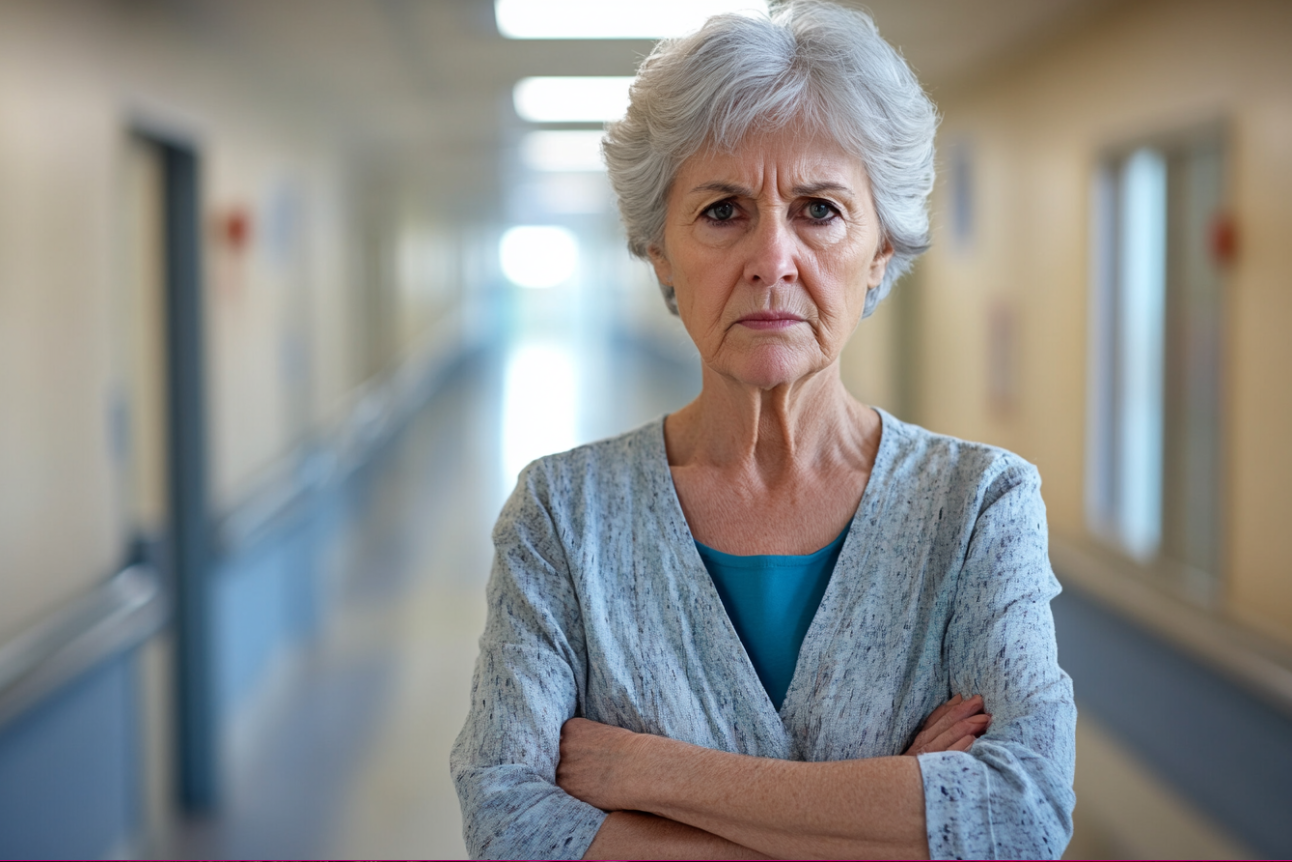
502;343;579;495
513;77;634;123
496;0;768;39
521;130;606;173
499;226;579;289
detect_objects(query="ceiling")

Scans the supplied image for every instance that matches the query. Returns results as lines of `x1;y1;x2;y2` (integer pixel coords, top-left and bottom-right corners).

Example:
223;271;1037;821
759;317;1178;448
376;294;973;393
117;0;1116;211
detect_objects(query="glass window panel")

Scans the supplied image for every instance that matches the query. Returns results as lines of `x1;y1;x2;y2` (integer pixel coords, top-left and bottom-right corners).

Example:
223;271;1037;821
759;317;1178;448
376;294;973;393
1116;148;1167;561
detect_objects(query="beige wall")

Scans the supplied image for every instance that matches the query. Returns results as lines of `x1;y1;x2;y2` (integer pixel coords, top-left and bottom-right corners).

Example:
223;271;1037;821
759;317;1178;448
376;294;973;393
0;3;122;643
840;287;899;414
0;1;454;643
876;0;1292;643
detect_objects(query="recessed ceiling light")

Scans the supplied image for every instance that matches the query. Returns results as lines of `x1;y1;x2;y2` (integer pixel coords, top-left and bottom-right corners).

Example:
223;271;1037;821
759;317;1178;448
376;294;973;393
513;77;633;123
495;0;767;40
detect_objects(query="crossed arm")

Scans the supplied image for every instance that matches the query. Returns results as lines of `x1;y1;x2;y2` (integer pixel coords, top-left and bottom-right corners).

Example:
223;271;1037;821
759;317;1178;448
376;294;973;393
557;694;992;860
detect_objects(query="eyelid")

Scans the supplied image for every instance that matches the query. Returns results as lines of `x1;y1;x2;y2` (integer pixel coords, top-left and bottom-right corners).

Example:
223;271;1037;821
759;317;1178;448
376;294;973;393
802;198;842;219
700;197;742;221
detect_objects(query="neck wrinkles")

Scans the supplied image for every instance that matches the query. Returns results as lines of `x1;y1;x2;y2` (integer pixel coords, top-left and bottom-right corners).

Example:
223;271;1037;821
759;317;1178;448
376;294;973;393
669;361;877;477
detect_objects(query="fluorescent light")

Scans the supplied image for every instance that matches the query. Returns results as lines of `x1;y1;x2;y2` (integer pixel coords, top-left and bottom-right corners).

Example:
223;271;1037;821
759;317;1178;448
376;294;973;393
514;77;633;123
521;130;606;172
496;0;767;39
500;226;579;289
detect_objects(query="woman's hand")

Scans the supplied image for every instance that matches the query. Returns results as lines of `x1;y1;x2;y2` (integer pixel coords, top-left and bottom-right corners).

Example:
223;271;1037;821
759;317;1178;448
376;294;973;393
557;717;650;811
903;693;992;756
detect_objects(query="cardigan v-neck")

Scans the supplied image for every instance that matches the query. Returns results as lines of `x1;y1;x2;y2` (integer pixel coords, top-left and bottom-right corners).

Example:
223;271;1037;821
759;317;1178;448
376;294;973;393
695;523;850;710
652;409;898;729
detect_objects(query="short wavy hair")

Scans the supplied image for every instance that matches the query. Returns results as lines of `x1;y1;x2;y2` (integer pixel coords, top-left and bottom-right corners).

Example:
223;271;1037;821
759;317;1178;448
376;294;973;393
602;0;938;317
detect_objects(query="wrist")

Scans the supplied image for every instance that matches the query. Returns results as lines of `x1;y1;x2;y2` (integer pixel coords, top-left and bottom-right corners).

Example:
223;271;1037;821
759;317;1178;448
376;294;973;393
622;731;687;815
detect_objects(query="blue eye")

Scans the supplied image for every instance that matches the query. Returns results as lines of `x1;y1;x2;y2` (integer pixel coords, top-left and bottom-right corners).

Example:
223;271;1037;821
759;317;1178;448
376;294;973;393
807;201;836;220
705;201;735;221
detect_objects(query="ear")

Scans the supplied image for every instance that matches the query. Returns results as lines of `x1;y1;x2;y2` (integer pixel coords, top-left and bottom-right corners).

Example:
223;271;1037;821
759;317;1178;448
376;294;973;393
647;243;673;288
868;236;895;289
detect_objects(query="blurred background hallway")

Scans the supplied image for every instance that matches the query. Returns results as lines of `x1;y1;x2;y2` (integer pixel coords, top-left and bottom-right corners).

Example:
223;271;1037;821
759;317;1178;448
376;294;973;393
166;332;698;860
2;0;1291;858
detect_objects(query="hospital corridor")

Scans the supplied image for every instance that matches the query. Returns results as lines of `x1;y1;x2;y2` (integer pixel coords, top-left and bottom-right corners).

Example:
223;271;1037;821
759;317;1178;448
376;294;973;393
2;1;1291;859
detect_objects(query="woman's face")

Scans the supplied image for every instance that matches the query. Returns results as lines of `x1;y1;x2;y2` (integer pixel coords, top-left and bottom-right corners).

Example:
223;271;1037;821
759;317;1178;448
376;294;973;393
649;126;893;391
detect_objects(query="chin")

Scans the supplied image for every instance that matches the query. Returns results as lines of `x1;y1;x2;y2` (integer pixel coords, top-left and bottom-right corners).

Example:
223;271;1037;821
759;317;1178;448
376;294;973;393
723;345;822;391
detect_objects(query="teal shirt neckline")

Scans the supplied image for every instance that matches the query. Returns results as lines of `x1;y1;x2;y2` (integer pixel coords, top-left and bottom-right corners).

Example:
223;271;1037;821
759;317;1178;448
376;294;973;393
695;525;850;711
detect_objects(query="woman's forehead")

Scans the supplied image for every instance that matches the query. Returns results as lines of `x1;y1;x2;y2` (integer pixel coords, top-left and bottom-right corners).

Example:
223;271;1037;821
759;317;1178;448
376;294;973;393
675;131;868;199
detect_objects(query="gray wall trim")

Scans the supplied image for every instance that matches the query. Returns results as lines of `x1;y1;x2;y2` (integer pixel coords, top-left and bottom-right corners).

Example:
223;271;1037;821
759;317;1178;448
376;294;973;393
1051;537;1292;719
0;565;167;731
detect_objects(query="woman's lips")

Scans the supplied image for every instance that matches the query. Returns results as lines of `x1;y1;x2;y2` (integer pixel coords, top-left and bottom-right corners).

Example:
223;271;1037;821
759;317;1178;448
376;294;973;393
736;312;805;331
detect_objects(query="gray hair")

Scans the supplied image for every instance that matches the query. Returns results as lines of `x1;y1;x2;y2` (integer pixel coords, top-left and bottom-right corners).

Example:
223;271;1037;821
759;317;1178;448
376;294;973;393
602;0;938;317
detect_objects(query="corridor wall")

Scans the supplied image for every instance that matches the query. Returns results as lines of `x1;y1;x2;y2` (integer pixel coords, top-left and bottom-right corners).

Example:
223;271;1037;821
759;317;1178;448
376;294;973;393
882;0;1292;647
0;1;476;855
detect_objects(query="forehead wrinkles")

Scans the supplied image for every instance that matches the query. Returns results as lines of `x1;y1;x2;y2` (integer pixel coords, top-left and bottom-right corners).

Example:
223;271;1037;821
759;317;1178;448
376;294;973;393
682;165;858;211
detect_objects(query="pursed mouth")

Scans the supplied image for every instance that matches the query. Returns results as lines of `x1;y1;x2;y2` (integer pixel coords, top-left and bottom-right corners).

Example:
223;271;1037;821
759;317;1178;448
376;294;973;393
734;312;805;330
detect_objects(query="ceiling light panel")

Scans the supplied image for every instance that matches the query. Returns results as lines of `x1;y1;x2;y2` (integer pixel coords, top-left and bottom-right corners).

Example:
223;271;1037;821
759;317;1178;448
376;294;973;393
496;0;767;40
514;77;633;123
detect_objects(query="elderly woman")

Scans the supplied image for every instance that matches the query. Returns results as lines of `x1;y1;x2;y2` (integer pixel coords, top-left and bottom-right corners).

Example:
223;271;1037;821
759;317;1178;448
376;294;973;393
452;2;1075;858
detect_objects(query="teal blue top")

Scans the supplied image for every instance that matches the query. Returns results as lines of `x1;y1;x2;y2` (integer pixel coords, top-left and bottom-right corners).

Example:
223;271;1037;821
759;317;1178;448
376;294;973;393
695;526;849;711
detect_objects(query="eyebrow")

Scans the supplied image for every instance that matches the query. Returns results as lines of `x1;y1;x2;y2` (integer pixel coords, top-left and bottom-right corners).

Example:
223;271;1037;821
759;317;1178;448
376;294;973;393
686;181;855;198
792;181;854;198
688;181;751;197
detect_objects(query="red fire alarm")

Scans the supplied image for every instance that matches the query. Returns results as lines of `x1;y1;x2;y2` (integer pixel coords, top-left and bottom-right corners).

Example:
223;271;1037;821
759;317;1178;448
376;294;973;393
219;207;252;252
1208;211;1237;268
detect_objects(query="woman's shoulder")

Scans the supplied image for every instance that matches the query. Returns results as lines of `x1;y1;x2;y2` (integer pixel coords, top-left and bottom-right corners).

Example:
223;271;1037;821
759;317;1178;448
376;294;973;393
874;408;1041;507
522;418;664;487
501;418;667;530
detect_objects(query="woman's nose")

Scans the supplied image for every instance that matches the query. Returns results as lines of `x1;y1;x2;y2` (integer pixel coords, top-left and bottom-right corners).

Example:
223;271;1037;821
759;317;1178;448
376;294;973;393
742;215;798;287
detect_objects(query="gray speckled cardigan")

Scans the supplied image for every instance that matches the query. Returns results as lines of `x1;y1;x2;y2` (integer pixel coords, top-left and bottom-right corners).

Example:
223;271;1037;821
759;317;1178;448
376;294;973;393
451;409;1076;860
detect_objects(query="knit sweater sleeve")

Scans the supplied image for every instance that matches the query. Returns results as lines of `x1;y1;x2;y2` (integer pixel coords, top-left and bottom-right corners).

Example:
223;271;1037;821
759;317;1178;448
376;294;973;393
917;463;1077;860
450;461;606;860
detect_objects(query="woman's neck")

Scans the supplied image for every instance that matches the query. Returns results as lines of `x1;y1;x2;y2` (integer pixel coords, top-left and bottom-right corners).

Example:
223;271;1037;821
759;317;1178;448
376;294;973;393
665;360;879;478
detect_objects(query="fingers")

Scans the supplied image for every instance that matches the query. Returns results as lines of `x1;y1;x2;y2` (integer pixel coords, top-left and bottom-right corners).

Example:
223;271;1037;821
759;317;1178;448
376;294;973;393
920;713;991;754
913;694;985;747
950;734;976;753
920;693;963;730
906;695;992;756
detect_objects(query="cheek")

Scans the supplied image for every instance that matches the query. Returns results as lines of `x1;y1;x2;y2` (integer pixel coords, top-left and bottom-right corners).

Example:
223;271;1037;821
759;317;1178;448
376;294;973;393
675;251;734;307
810;252;871;317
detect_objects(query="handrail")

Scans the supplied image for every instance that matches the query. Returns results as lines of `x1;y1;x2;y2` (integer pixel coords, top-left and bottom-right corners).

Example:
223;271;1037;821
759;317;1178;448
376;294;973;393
211;380;396;559
1051;537;1292;720
0;302;473;735
0;564;168;730
212;316;476;560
